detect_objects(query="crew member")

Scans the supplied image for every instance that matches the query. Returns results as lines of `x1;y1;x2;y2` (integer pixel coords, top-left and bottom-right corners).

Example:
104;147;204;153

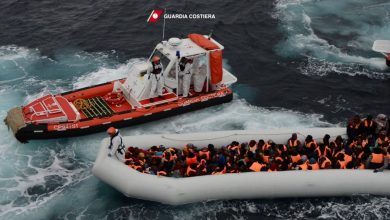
107;127;126;162
148;55;164;99
178;57;193;97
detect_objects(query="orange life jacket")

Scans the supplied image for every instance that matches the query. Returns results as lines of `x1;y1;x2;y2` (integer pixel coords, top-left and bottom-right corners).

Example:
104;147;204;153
198;150;210;160
309;163;320;170
371;153;384;164
337;160;346;169
263;155;270;164
274;156;284;163
305;140;317;148
291;154;301;163
377;137;389;146
349;122;361;129
358;163;365;169
157;170;167;176
298;163;308;170
262;143;270;151
186;166;197;177
316;147;330;157
249;162;263;172
363;119;374;128
288;139;299;148
344;154;353;164
320;157;332;169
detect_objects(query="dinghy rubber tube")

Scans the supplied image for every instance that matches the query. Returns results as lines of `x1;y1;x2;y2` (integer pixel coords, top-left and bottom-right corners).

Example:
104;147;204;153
92;128;390;205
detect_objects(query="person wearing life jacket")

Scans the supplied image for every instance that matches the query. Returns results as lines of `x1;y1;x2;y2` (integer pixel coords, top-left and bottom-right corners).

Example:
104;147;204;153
290;150;301;164
262;150;271;164
147;55;164;99
349;136;368;149
347;115;362;142
249;161;264;172
335;153;347;169
362;115;376;136
308;158;320;170
374;146;390;172
248;140;257;153
185;152;198;167
297;156;308;170
368;147;385;169
199;147;211;161
330;135;344;152
315;143;331;158
319;156;332;169
375;131;389;148
178;57;193;97
322;134;330;147
107;127;126;162
304;135;317;150
186;163;198;177
158;151;175;176
287;133;301;149
196;159;208;175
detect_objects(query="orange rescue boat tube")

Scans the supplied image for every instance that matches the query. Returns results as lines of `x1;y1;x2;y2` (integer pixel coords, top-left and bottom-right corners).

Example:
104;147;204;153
188;33;223;84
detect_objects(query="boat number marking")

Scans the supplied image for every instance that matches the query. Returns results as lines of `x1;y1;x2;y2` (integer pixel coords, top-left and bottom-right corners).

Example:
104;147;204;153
53;123;79;131
178;90;226;107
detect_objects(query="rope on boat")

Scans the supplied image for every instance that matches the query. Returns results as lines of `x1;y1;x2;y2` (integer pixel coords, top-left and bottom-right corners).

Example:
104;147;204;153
160;132;344;143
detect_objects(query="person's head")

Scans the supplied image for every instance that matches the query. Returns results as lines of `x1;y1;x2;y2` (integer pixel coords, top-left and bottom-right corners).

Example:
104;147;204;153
305;135;313;142
106;127;117;137
353;115;361;124
367;115;373;121
152;55;160;64
258;139;265;146
323;134;330;142
335;136;343;143
291;133;297;140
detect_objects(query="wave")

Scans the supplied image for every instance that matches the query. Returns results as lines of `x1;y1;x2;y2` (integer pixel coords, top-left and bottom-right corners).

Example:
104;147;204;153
274;0;390;79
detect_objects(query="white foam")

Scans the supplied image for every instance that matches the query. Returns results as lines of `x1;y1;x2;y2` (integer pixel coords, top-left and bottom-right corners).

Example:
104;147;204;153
0;45;37;61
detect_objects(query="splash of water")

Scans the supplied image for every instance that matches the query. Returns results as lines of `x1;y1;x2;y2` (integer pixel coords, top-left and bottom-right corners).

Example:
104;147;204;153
274;0;390;78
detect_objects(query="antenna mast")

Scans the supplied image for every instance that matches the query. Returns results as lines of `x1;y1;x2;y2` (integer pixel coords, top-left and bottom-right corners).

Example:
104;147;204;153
162;8;166;41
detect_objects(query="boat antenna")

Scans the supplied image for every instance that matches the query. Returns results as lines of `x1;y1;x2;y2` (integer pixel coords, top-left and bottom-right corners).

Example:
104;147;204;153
208;29;213;40
162;8;167;41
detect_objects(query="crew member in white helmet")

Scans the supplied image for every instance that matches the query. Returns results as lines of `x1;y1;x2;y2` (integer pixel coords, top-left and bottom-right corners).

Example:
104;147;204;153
147;55;164;100
107;127;126;161
178;57;193;97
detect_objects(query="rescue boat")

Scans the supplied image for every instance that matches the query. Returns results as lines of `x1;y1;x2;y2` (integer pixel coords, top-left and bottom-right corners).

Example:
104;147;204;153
4;34;237;142
92;128;390;205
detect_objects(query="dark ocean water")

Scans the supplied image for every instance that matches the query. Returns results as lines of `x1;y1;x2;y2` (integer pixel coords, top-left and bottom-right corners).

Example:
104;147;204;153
0;0;390;219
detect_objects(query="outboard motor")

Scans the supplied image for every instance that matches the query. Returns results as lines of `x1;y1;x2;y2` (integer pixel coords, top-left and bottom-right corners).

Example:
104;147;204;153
386;55;390;67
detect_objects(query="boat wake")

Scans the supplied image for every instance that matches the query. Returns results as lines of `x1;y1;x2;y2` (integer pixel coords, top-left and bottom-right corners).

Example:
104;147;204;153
274;0;390;79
